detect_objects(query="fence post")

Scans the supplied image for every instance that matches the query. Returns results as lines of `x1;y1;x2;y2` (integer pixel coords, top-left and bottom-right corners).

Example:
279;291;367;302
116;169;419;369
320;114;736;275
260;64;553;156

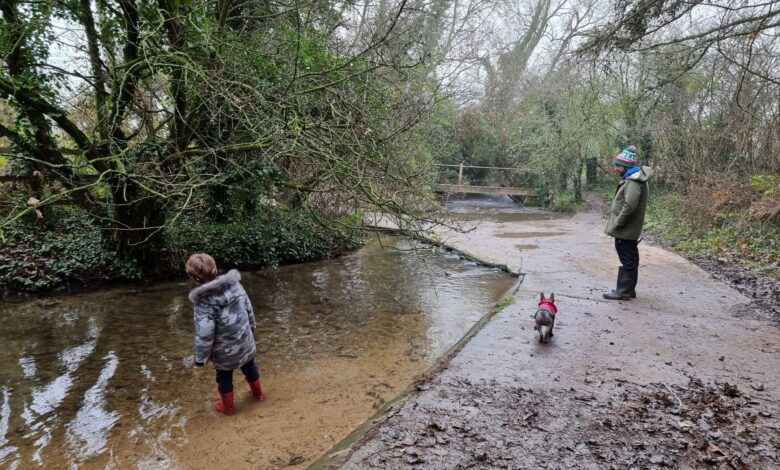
458;162;464;186
586;157;597;185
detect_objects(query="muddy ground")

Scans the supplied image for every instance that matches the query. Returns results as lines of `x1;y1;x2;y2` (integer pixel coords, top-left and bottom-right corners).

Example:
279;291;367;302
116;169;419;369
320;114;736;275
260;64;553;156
317;195;780;469
688;257;780;324
341;378;778;469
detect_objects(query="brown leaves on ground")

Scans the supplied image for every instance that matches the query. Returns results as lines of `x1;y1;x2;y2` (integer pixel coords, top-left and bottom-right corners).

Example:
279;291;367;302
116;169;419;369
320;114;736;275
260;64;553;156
347;377;779;469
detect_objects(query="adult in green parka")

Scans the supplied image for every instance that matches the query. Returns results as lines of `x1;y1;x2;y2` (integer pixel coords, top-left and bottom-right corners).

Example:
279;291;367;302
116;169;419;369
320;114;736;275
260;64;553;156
603;145;653;300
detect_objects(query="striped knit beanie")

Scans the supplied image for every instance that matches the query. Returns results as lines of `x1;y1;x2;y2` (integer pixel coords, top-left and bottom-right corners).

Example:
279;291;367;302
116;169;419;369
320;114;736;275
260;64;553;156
613;145;638;167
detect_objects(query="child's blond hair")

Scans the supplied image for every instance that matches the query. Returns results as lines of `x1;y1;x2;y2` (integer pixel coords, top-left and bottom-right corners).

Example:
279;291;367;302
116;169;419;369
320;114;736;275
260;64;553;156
185;253;218;285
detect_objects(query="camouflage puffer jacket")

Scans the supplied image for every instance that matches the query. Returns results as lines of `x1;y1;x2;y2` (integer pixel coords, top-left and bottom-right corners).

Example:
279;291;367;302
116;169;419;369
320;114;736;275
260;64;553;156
188;269;257;370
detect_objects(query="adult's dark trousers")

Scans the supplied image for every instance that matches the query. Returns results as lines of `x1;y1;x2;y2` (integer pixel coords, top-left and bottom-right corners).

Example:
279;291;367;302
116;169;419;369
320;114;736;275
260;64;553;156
216;358;260;394
614;238;639;270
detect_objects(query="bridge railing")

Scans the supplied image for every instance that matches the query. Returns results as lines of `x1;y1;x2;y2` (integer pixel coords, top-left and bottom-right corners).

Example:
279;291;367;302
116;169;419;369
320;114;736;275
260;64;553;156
435;163;532;185
434;163;538;197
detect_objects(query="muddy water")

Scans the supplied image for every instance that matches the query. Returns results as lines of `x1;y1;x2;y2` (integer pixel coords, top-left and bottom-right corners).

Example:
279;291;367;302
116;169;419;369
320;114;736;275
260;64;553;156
0;235;515;469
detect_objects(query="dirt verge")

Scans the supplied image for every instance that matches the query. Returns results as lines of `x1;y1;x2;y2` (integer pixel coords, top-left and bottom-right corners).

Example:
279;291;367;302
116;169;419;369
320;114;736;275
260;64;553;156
688;257;780;323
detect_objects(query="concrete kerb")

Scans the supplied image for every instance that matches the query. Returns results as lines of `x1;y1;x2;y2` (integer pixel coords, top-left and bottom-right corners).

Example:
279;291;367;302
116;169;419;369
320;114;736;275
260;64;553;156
307;218;562;469
364;225;524;277
327;204;780;469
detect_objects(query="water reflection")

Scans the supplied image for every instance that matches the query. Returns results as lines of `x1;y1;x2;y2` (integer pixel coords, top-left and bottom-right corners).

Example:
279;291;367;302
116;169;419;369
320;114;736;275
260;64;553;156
0;236;515;468
0;387;16;468
19;317;101;465
66;352;119;461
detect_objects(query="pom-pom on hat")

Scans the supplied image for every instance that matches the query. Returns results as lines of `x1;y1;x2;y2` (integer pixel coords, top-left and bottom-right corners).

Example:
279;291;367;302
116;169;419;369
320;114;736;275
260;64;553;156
613;145;638;167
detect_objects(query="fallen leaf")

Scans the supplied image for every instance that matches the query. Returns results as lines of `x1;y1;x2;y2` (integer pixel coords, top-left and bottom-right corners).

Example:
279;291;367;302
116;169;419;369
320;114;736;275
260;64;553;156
677;420;695;429
707;443;723;455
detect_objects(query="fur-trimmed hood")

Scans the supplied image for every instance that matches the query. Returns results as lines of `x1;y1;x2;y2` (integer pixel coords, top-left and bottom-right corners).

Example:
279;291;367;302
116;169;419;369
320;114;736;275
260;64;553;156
188;269;241;305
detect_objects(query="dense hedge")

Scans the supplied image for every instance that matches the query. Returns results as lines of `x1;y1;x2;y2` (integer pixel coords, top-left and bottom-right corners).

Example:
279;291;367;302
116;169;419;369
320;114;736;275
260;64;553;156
0;209;361;294
168;210;361;270
0;216;139;292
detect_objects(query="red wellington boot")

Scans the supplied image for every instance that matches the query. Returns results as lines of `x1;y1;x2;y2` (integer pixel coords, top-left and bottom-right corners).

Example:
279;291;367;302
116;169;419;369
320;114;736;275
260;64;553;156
214;392;235;415
248;379;266;401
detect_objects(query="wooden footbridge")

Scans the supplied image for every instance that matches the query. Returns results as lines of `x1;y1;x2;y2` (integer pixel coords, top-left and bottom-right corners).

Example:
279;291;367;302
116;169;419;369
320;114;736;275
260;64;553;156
435;163;538;197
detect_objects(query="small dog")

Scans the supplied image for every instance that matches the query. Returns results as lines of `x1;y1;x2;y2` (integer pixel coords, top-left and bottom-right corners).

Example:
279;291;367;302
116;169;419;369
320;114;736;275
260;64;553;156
533;293;557;343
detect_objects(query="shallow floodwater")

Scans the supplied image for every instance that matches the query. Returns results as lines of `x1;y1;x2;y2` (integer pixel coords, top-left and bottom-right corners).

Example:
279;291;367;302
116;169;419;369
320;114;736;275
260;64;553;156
0;235;515;469
441;194;568;224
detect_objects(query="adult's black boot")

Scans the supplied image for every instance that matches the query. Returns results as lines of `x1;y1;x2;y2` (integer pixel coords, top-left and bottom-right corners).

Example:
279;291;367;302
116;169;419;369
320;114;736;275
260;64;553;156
625;268;638;298
602;267;632;300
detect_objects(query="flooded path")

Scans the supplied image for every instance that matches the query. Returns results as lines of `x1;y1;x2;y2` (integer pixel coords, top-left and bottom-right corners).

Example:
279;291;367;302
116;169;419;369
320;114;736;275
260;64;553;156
0;235;515;469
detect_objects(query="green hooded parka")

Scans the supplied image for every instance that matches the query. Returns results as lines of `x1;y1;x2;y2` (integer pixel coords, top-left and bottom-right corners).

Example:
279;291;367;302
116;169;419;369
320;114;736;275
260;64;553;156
604;166;653;241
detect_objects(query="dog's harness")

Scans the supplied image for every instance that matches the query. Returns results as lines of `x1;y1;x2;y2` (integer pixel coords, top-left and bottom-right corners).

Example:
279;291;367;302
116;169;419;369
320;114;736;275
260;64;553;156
537;300;557;315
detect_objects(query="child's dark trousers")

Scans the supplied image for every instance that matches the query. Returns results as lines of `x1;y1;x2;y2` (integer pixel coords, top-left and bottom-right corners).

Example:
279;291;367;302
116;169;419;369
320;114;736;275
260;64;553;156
216;358;260;394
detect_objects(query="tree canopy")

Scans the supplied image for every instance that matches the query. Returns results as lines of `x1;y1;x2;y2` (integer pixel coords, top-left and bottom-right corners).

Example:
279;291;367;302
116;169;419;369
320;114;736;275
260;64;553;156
1;0;462;266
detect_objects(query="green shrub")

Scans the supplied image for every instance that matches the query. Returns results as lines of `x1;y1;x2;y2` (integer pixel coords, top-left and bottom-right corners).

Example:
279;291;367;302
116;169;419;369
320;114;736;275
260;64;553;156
0;206;361;293
750;174;777;196
168;209;360;270
0;216;139;292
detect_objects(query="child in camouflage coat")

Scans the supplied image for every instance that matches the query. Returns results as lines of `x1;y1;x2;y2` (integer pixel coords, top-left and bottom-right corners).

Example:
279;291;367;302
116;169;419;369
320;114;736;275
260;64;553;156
186;253;265;415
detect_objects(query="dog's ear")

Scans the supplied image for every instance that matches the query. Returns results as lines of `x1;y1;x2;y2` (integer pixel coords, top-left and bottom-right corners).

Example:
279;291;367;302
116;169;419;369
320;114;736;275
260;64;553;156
550;293;555;302
539;292;545;301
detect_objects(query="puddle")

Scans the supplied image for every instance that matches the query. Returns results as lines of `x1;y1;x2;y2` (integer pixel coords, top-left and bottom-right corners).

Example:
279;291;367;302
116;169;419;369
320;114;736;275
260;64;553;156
495;231;564;238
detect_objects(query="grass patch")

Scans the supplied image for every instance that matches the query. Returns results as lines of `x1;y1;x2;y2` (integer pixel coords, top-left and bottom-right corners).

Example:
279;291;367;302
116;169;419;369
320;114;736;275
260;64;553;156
493;295;515;313
551;191;586;213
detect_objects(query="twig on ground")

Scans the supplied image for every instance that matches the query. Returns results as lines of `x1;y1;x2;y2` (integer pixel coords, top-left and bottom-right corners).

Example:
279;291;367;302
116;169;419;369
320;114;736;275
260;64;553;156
664;383;683;409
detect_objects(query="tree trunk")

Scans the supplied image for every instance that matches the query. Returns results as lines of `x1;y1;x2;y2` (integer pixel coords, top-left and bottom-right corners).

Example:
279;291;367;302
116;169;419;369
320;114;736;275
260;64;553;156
110;178;166;275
